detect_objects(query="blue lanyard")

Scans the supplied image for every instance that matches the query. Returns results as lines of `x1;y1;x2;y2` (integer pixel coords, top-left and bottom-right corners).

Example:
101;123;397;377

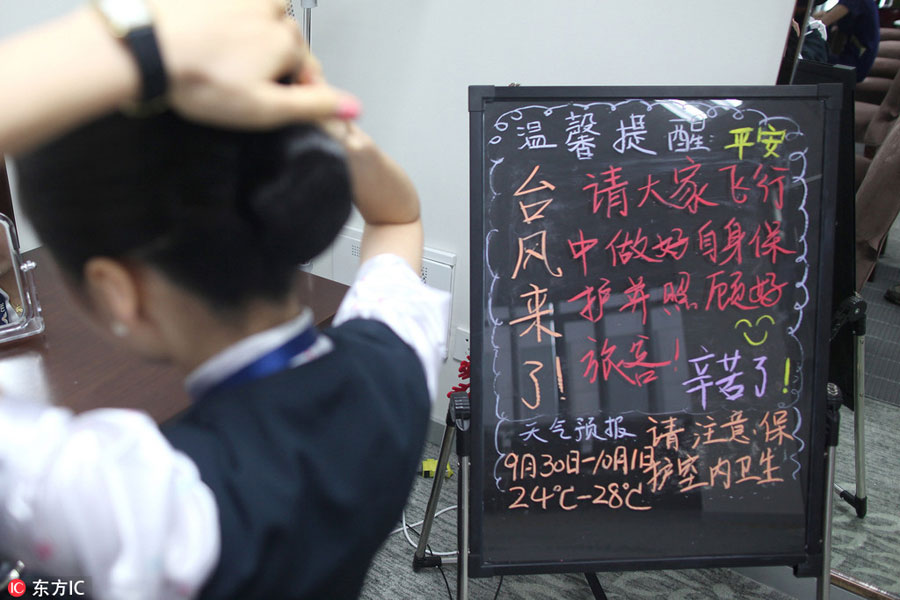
199;326;319;399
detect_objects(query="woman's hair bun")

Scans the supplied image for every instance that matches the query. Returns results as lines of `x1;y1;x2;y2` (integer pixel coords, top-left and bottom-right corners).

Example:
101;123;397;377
16;112;354;310
240;127;352;267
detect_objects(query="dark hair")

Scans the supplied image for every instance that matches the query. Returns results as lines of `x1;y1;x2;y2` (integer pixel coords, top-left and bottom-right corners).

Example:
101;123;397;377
16;112;352;310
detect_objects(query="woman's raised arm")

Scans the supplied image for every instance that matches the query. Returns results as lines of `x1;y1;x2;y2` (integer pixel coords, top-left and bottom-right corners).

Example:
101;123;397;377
0;0;359;155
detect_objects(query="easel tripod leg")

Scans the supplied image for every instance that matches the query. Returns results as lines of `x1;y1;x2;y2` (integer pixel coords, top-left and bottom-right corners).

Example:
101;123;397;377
832;293;867;518
819;383;843;600
412;393;471;599
413;421;458;569
819;435;838;600
851;332;867;516
584;572;609;600
458;454;470;600
834;330;868;517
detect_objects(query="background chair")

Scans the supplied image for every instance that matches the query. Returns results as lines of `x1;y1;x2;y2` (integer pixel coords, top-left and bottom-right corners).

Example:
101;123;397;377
856;154;872;192
876;38;900;59
880;26;900;41
852;26;900;104
867;55;900;78
855;66;900;148
856;119;900;290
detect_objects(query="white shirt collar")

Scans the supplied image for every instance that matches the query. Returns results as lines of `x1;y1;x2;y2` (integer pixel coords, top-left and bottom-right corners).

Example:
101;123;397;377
185;309;333;398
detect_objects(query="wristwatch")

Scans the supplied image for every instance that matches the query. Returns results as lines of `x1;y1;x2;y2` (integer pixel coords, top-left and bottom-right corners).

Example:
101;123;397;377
91;0;167;109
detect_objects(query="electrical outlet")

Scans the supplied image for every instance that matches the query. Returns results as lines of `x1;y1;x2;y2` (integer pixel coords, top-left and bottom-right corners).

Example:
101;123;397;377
331;232;363;285
453;327;470;362
332;227;456;295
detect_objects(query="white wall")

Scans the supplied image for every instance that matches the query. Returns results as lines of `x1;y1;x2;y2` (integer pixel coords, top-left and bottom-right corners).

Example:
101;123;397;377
307;0;796;421
1;0;83;251
0;0;81;35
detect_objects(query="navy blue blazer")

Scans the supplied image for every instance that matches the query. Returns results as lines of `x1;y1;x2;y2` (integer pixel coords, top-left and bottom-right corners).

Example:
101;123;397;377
163;319;430;599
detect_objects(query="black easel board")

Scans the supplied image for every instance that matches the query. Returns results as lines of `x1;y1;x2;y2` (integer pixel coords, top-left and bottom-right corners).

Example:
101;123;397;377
469;85;840;577
791;61;858;409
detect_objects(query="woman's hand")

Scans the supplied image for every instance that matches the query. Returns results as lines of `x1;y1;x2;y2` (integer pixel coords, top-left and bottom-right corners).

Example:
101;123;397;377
155;0;360;128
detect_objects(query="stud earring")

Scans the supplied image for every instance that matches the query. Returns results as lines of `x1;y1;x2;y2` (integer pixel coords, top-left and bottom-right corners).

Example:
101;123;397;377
111;322;129;338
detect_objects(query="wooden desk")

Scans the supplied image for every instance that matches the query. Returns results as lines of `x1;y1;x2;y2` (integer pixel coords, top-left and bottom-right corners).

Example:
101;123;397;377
0;247;348;423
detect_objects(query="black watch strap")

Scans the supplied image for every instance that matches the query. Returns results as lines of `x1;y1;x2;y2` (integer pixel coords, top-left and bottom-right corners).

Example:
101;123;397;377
124;26;167;103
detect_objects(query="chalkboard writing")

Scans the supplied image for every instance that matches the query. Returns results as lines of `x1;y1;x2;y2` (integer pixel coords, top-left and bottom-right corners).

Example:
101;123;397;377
469;86;839;575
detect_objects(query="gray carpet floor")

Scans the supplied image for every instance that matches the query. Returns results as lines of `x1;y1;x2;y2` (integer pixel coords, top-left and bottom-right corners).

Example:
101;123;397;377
826;232;900;596
831;397;900;597
859;264;900;408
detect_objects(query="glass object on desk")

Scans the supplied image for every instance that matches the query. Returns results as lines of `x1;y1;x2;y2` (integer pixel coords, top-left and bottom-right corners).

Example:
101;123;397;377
0;213;43;344
0;561;24;589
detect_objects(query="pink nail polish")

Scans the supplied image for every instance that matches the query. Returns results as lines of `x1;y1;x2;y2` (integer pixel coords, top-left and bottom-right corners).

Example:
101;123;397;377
336;96;362;120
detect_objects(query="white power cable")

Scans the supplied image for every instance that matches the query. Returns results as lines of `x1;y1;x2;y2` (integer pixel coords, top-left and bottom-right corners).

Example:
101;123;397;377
392;505;458;557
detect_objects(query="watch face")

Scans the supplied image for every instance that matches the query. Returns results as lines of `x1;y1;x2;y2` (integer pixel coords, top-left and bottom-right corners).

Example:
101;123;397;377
96;0;152;35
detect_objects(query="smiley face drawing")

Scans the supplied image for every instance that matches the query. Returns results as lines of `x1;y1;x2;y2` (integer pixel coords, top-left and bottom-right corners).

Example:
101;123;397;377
734;314;776;346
